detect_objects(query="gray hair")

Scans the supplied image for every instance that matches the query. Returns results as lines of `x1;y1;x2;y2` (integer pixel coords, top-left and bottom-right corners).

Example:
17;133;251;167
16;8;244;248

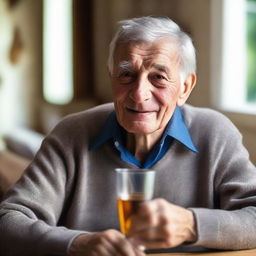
107;16;196;80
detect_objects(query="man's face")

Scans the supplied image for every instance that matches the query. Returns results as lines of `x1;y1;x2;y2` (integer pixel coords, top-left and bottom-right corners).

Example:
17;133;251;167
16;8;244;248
110;39;187;135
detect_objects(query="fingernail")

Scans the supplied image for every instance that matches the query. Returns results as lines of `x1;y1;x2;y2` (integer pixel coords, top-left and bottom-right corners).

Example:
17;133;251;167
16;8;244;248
137;245;146;251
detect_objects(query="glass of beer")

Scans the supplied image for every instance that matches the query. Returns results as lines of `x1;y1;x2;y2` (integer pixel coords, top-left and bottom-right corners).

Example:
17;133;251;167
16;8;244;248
115;168;156;235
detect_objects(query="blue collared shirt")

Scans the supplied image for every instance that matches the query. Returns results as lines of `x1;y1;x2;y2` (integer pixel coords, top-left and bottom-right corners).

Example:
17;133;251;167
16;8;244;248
89;106;198;168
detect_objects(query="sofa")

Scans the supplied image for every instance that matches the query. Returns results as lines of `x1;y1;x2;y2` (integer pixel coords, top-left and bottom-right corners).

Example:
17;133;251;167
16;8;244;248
0;128;44;200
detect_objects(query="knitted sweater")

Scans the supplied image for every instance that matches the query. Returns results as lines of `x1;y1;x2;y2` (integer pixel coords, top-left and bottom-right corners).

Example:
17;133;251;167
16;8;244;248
0;103;256;256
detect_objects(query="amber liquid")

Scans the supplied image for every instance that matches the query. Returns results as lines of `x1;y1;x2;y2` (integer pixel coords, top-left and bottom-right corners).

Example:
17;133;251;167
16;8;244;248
117;195;145;235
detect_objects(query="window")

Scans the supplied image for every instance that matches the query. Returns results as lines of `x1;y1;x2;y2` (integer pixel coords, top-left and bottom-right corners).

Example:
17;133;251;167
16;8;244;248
247;0;256;102
43;0;73;105
211;0;256;114
43;0;95;105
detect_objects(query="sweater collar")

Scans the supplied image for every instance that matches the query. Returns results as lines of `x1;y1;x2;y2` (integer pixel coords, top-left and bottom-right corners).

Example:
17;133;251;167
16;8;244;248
89;106;198;153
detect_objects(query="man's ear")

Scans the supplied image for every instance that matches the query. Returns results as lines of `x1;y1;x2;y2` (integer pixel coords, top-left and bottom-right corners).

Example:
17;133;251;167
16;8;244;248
177;73;197;106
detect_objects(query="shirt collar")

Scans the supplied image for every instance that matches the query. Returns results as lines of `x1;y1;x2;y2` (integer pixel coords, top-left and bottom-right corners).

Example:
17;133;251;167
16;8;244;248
165;107;198;152
89;106;198;153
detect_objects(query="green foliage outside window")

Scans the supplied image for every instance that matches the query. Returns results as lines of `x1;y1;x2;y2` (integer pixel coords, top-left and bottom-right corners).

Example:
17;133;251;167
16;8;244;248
247;0;256;102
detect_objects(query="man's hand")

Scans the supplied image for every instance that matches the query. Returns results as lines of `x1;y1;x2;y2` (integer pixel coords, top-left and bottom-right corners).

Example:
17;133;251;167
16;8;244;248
69;229;145;256
127;198;197;249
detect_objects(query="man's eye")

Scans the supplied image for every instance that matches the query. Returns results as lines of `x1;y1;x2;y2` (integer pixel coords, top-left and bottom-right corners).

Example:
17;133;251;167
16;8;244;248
119;71;133;78
153;74;166;80
150;73;169;87
118;71;135;84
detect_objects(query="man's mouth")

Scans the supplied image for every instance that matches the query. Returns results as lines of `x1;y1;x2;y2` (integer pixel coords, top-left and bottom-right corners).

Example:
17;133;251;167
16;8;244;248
126;108;150;113
126;107;157;114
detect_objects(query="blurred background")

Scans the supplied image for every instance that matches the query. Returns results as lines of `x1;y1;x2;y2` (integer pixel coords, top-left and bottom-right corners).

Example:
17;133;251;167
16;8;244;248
0;0;255;168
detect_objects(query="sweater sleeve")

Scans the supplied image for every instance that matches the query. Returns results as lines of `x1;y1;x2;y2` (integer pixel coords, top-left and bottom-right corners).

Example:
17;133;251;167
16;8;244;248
190;111;256;250
0;124;85;256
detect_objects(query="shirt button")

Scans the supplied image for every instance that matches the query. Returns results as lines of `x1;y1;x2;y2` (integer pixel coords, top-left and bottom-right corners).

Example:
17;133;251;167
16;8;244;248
114;141;119;147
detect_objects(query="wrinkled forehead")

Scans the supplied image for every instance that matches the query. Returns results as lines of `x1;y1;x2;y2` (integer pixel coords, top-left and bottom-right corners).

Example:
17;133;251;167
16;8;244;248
113;38;180;70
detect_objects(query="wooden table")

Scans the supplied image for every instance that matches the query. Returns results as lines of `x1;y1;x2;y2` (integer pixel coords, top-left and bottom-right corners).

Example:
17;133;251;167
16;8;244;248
147;248;256;255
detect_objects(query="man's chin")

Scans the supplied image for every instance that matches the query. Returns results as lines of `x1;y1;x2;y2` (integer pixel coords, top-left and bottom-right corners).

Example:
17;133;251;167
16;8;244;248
123;123;158;135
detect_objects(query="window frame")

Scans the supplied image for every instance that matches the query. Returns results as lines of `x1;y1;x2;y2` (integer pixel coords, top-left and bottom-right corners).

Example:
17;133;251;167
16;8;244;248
210;0;256;131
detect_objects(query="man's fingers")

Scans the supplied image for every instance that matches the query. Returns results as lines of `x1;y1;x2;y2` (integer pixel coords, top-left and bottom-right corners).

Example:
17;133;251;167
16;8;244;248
69;229;146;256
135;239;176;250
128;200;170;235
129;224;173;241
104;229;145;256
127;199;197;250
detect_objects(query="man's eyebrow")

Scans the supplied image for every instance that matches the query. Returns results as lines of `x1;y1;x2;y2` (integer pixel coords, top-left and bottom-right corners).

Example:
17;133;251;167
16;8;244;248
152;64;170;74
118;61;133;70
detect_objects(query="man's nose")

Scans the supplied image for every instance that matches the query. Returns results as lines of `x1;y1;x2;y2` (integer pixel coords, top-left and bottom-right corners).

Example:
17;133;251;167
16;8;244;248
129;76;152;103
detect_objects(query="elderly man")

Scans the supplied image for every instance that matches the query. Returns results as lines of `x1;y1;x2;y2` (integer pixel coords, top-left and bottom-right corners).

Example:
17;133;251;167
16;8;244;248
1;16;256;256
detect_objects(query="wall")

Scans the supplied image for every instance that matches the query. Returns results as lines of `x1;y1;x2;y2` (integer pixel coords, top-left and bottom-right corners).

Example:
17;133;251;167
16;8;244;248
0;0;42;148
